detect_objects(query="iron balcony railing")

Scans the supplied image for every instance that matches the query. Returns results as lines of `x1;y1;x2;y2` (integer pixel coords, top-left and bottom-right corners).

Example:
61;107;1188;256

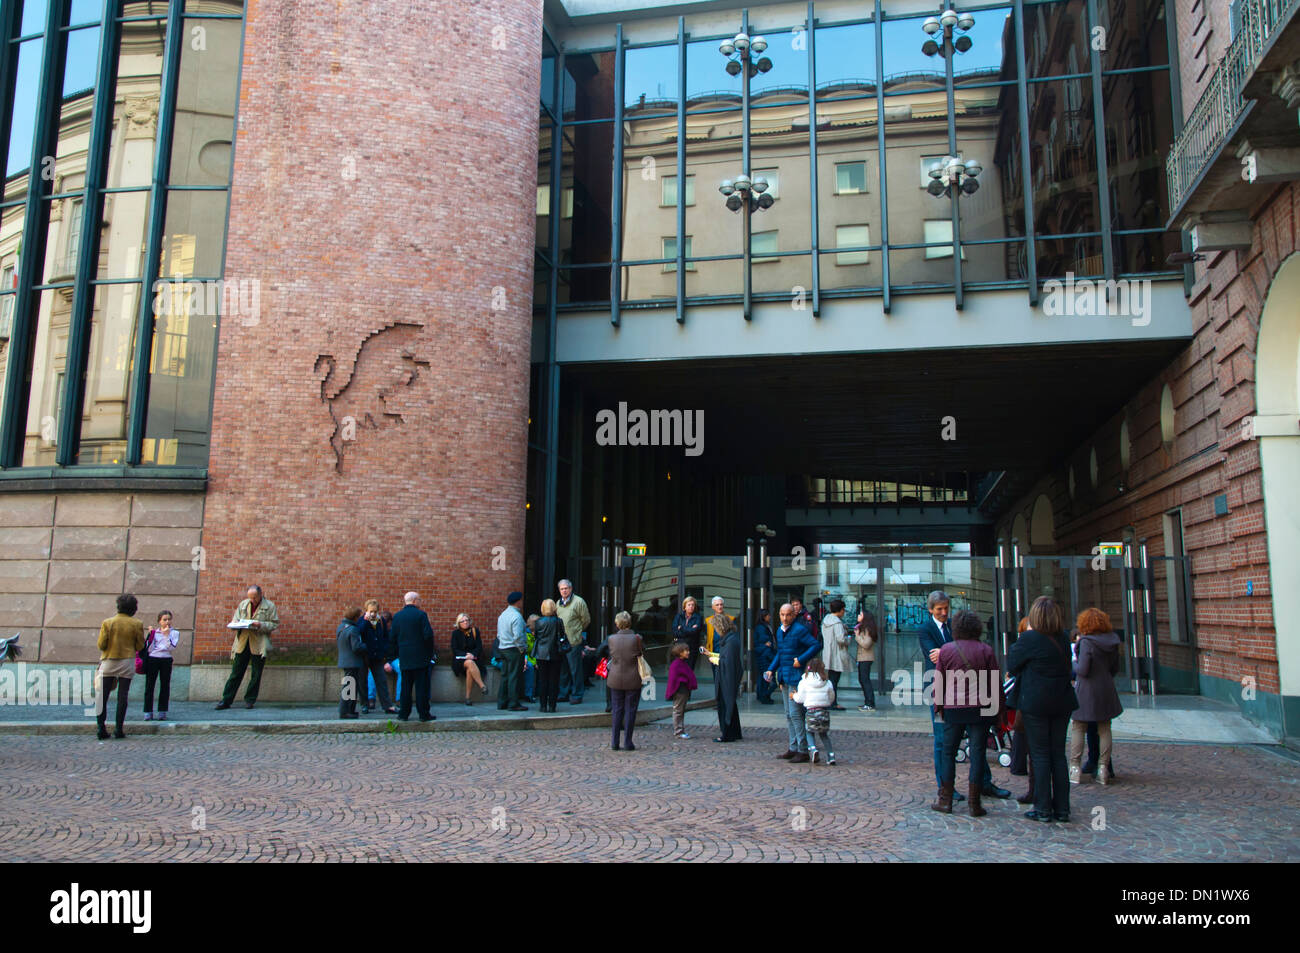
1166;0;1300;214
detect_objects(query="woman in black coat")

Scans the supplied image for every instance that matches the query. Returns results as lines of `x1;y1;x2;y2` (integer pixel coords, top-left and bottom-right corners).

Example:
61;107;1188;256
713;618;743;742
1006;596;1077;823
450;614;489;704
672;597;705;671
751;608;776;704
532;600;566;713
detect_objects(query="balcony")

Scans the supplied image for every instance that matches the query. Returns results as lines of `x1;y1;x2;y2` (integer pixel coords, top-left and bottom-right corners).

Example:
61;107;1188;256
1166;0;1300;233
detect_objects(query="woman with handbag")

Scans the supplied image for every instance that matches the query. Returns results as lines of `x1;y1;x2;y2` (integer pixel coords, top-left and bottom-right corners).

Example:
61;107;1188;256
96;593;145;739
1006;596;1077;822
532;600;566;712
142;610;180;721
604;612;646;751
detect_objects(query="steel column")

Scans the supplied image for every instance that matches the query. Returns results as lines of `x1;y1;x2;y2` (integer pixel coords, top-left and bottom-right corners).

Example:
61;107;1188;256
1086;0;1115;282
1012;0;1038;304
806;1;820;317
609;25;624;326
875;0;890;313
675;17;686;323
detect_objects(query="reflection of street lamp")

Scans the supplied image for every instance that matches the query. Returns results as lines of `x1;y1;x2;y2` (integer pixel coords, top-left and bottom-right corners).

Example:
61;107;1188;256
717;25;774;321
926;155;983;197
920;7;977;309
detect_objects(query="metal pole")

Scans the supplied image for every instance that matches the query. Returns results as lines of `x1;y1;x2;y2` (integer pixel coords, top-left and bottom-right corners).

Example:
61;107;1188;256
1011;538;1024;624
1139;539;1157;698
741;9;752;321
1012;0;1038;304
945;32;963;310
1086;0;1115;283
744;537;755;692
542;45;565;598
806;1;820;317
675;17;686;323
613;539;624;622
874;0;890;313
600;538;611;643
610;25;624;326
994;538;1007;660
1123;541;1140;697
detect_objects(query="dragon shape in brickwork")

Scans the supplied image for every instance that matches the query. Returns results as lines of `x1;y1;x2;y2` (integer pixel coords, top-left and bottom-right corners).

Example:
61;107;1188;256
314;322;432;472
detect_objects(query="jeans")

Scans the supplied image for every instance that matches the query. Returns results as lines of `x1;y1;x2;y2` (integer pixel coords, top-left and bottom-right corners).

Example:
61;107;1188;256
399;663;431;719
523;661;536;700
221;648;265;705
559;639;586;701
782;683;808;753
1024;712;1070;816
932;705;993;789
940;720;991;787
610;688;639;748
857;660;875;707
143;656;173;713
497;647;523;708
754;654;775;702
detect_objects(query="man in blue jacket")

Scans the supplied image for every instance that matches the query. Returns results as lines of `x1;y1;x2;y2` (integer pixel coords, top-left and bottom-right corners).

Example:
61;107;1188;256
764;603;820;763
918;590;1009;802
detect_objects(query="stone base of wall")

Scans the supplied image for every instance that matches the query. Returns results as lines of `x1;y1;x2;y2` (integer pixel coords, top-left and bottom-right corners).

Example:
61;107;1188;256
187;664;505;704
1198;671;1292;741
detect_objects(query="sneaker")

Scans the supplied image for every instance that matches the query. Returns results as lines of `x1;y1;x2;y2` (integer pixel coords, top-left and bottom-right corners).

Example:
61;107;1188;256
144;713;153;721
858;705;875;712
827;755;836;765
676;732;691;740
810;751;820;764
158;712;167;721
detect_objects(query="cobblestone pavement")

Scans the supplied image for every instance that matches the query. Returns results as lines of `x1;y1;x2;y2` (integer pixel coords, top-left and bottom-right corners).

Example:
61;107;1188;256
2;724;1296;862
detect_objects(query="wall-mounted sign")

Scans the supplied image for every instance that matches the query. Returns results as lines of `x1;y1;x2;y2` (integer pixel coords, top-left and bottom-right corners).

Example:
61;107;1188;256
625;543;647;556
1097;542;1123;557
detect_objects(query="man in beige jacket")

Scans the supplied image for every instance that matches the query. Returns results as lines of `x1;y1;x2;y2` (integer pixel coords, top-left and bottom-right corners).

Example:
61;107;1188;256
555;579;591;704
216;585;279;710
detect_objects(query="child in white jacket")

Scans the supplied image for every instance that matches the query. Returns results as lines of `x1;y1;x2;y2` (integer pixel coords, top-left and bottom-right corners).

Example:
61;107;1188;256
792;658;836;765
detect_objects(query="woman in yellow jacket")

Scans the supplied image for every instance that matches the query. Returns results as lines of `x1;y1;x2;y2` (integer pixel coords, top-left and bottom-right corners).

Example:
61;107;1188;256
96;593;145;739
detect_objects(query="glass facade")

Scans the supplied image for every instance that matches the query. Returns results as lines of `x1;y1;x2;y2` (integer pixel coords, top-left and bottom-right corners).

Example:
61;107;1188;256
0;0;244;473
538;0;1179;314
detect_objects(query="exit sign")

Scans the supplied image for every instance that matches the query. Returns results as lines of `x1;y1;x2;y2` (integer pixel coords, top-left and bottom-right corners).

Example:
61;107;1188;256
625;543;647;556
1098;542;1123;557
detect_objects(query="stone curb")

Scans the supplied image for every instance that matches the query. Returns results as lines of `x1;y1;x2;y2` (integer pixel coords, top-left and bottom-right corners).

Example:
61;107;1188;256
0;698;717;736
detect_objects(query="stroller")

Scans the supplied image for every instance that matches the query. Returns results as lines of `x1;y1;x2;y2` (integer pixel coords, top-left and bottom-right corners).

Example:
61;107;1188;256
954;702;1016;767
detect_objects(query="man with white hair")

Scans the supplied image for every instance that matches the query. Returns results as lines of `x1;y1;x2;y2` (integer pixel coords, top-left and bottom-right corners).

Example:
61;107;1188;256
763;603;820;763
556;578;591;704
387;592;436;721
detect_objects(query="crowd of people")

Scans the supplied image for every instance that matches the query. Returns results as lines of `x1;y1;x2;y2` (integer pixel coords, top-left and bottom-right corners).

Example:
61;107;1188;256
90;581;1128;825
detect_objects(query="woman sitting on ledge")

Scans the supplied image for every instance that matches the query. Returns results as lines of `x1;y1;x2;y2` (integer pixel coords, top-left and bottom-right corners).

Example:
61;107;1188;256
451;614;489;704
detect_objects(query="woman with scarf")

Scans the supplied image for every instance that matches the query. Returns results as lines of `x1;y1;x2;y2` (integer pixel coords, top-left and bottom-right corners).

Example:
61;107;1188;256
710;601;743;742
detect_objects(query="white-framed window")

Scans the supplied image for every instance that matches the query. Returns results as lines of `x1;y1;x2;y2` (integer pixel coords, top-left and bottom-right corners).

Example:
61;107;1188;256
835;224;870;265
835;160;867;194
751;229;779;262
0;264;14;340
661;174;696;207
753;168;780;199
61;197;84;275
923;219;966;259
536;186;574;217
662;236;695;271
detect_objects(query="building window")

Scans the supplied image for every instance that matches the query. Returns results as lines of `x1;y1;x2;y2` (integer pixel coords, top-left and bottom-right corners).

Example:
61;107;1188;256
61;198;84;276
835;161;867;195
751;229;779;262
661;175;695;207
835;225;870;265
662;236;695;271
0;265;14;340
923;220;965;259
1163;509;1191;644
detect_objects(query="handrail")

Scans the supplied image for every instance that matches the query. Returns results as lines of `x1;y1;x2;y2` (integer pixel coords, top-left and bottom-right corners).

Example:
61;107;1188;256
1166;0;1300;214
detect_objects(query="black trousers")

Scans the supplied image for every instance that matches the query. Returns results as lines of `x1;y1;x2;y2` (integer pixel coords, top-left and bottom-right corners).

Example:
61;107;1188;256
497;647;523;708
339;666;362;717
361;658;392;710
610;688;639;748
1023;712;1070;816
686;633;702;672
399;663;431;719
857;660;876;707
827;669;842;704
97;676;131;732
536;658;562;709
940;719;991;786
143;657;173;713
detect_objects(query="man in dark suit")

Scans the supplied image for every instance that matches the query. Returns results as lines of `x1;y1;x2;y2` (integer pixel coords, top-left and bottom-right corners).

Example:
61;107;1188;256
919;589;1008;802
388;591;436;722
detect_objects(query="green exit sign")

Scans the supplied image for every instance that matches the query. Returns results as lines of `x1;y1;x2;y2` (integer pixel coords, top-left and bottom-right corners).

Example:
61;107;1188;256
625;543;647;556
1098;542;1123;557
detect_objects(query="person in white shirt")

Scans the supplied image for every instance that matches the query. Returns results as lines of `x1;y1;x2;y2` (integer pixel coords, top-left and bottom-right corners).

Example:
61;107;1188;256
820;598;850;711
143;609;181;721
792;657;837;765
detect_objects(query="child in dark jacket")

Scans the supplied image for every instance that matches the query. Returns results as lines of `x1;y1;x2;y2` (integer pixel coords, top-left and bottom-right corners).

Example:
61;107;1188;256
666;641;698;739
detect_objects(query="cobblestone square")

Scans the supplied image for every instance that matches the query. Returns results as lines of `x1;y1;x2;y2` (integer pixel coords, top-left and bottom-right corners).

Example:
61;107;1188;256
2;724;1296;862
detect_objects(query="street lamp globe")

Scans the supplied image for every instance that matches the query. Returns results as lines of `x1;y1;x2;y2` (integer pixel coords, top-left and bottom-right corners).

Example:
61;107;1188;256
940;8;959;29
734;173;752;191
726;193;743;212
922;16;942;35
751;35;768;53
927;178;947;196
964;159;983;177
726;58;743;75
961;177;980;195
957;12;976;31
757;192;775;209
922;38;940;56
752;177;768;193
954;34;973;53
719;179;735;195
733;32;750;52
719;39;735;56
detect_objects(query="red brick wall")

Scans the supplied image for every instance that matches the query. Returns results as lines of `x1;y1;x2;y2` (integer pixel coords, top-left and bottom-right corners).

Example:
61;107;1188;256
194;0;543;660
1174;0;1234;121
996;183;1298;696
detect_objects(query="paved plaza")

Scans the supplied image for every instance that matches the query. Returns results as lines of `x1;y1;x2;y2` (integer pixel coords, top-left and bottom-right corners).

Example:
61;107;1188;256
2;719;1296;862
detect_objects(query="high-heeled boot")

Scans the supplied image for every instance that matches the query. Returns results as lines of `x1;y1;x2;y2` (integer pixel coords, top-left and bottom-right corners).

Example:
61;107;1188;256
931;780;954;813
968;782;986;817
